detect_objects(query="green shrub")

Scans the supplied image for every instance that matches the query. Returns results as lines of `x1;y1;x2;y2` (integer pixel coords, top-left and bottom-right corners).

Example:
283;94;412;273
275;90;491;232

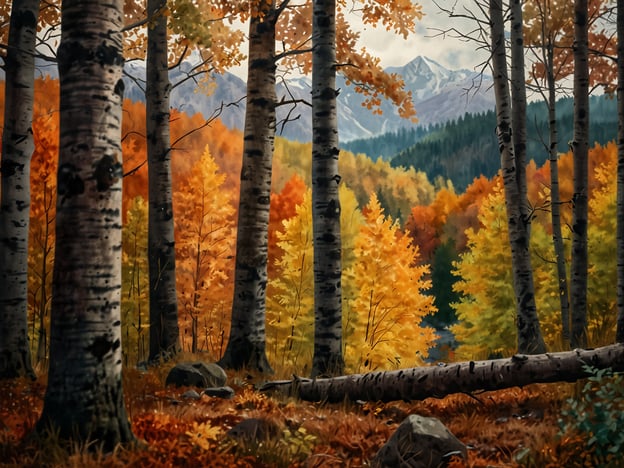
558;365;624;465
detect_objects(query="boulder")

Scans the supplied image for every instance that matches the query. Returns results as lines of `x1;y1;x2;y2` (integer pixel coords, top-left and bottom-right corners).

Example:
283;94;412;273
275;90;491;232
371;414;467;468
203;386;236;399
165;362;227;388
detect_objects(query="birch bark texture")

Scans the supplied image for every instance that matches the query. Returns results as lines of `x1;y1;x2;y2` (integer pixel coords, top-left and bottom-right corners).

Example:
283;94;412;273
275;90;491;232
0;0;40;379
261;344;624;403
616;0;624;343
146;0;181;361
36;0;134;448
570;0;590;349
311;0;344;377
490;0;546;354
546;50;571;345
218;2;277;372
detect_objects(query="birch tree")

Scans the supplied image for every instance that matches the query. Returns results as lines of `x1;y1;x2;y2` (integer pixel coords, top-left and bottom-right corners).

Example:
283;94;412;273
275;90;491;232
36;0;134;449
570;0;590;348
490;0;546;354
524;0;572;345
218;0;279;372
220;0;421;372
310;0;344;377
146;0;181;362
0;0;39;379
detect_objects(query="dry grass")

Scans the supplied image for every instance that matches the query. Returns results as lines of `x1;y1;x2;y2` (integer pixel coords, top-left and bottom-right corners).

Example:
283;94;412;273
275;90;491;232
0;362;610;467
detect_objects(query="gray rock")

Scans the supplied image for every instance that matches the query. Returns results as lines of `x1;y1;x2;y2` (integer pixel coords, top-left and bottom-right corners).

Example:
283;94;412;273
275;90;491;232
165;362;227;388
182;389;201;400
372;414;467;468
203;386;235;399
197;362;228;387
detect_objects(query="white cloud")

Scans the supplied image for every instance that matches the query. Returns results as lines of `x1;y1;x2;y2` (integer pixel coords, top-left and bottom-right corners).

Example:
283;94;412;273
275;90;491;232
353;0;489;71
229;0;489;79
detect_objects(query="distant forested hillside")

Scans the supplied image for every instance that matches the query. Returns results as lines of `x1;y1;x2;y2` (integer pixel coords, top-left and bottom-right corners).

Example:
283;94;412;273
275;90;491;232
340;125;433;159
390;96;617;191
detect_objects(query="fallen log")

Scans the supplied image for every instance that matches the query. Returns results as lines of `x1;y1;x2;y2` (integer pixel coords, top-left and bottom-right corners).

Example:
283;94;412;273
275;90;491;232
259;343;624;402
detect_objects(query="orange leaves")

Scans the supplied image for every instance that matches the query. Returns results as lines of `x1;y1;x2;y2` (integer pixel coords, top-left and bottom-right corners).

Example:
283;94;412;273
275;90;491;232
173;145;236;355
336;22;418;121
525;0;616;92
268;173;307;277
359;0;423;39
185;421;224;450
275;0;421;120
0;367;575;467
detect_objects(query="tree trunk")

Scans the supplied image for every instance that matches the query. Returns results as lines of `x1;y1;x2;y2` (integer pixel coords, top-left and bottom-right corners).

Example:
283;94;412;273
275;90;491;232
616;0;624;343
510;0;529;221
218;3;276;373
490;0;546;354
260;344;624;403
311;0;344;378
36;0;135;449
570;0;589;349
0;0;39;380
547;47;571;345
146;0;180;362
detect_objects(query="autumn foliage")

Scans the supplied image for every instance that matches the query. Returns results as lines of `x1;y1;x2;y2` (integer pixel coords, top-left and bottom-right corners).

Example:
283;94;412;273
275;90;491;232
0;368;604;467
1;61;623;464
6;74;621;372
16;78;438;371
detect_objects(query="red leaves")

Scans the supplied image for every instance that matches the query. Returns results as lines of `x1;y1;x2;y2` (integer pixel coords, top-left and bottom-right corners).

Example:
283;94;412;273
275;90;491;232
0;367;589;466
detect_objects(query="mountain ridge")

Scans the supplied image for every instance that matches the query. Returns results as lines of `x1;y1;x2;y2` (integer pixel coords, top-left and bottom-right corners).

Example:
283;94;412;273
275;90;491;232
126;55;495;143
14;55;495;143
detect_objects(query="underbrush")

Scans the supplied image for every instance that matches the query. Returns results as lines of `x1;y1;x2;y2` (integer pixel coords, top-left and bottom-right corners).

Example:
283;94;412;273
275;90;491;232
1;362;622;467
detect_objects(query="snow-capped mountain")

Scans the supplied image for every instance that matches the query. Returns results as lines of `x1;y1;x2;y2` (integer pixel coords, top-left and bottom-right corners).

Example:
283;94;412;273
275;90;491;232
333;56;494;141
24;55;495;143
271;56;495;142
387;55;474;101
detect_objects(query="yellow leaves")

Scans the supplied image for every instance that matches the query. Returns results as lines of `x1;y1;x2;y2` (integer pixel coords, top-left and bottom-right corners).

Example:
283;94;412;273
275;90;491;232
122;196;149;363
344;192;436;372
185;421;222;451
266;184;364;371
266;187;315;368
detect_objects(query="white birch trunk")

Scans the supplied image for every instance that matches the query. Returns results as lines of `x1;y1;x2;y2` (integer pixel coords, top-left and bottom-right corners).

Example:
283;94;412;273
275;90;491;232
36;0;134;449
0;0;39;379
218;3;276;373
570;0;590;348
261;344;624;403
490;0;546;354
146;0;180;361
616;0;624;343
311;0;344;377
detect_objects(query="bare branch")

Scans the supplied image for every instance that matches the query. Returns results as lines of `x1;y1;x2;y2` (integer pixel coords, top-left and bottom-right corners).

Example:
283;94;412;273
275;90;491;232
170;96;246;149
122;17;149;33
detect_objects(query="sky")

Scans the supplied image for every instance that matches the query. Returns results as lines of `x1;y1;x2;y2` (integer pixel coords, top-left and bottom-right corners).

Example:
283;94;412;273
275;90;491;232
354;0;489;71
229;0;489;78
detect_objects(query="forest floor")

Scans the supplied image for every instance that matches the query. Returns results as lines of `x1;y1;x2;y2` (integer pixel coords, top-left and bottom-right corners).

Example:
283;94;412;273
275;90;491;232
0;360;617;467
